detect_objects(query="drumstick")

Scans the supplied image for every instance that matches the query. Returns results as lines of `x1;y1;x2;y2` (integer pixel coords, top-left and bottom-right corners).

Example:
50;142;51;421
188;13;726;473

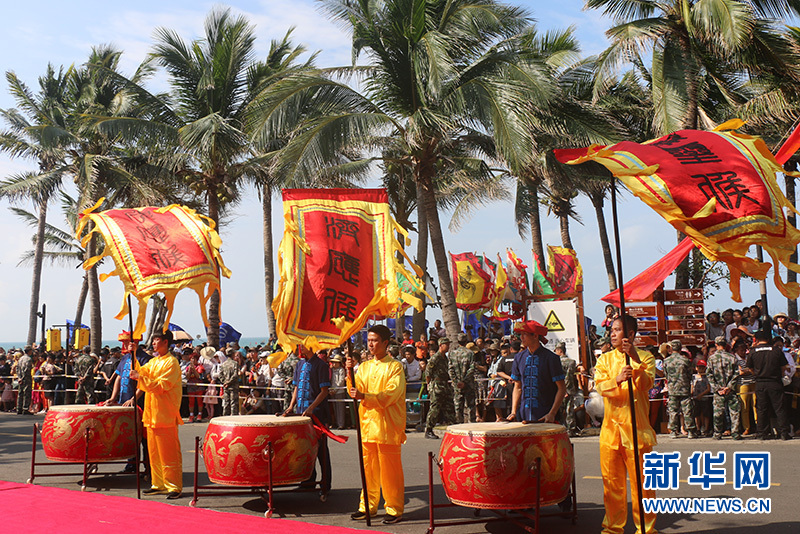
610;182;646;534
347;339;371;526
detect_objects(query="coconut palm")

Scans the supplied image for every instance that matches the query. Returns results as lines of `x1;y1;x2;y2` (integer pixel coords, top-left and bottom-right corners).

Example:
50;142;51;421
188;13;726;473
0;65;73;346
92;8;285;348
250;0;556;336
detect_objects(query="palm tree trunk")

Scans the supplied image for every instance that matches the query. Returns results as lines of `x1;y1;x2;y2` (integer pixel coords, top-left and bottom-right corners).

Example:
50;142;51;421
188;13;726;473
72;272;88;348
786;165;798;319
27;197;48;346
87;233;102;353
529;184;545;271
675;230;690;289
262;184;277;337
590;192;617;291
558;212;573;249
418;171;460;337
412;181;428;340
680;33;699;131
207;187;221;348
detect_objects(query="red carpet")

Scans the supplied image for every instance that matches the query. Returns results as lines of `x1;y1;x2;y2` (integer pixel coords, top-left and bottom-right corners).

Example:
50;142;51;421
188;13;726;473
0;481;382;533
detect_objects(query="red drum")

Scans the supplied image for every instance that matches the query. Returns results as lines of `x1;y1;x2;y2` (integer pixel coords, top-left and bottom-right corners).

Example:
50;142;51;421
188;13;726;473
41;405;140;462
203;415;319;487
438;422;573;509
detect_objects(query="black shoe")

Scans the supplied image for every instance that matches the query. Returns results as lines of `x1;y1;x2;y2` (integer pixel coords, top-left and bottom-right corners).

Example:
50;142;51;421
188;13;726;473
425;430;439;439
166;491;182;500
382;514;402;525
760;434;775;441
782;434;793;441
351;511;371;520
143;488;166;495
558;496;572;513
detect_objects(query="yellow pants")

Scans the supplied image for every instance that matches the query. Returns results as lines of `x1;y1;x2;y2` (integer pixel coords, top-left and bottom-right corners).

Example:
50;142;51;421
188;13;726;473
147;425;182;493
359;442;404;516
739;383;756;432
600;443;657;534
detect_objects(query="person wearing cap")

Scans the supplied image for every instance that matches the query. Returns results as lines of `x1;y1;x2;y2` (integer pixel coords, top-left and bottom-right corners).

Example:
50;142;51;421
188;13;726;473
664;340;699;439
507;321;566;424
555;342;582;437
746;330;792;440
707;337;742;440
773;312;789;337
130;329;183;499
346;324;406;525
424;336;456;439
218;350;241;416
485;340;507;421
15;349;33;415
329;351;348;429
73;346;97;404
594;314;657;534
448;333;477;424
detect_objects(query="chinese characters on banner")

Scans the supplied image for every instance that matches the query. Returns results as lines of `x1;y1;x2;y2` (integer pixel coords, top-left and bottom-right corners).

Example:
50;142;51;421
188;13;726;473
643;451;770;491
76;200;230;337
273;188;425;351
554;120;800;302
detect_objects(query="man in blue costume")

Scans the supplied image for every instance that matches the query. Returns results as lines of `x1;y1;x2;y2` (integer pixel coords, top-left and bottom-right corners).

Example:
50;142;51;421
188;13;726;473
507;320;566;424
284;344;332;498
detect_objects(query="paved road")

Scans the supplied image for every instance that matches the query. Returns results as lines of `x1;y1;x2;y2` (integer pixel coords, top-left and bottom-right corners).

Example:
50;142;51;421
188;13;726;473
2;412;798;533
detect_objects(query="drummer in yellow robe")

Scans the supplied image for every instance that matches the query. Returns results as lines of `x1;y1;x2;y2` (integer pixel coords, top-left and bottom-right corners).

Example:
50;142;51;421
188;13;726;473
595;314;657;534
130;329;183;499
346;324;406;525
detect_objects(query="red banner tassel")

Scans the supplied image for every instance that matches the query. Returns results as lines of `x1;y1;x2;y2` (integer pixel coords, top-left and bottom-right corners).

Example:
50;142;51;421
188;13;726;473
311;414;349;443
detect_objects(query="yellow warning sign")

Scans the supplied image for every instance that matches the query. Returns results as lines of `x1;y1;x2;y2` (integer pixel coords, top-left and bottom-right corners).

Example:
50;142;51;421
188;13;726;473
544;310;565;332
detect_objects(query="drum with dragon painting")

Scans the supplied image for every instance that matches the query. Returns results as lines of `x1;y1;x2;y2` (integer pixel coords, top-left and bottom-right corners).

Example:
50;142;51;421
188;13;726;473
40;405;140;462
203;415;319;486
437;422;573;509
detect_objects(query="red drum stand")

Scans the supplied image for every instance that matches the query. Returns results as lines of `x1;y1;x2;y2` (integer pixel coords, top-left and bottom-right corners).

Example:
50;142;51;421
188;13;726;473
27;404;144;498
425;448;577;534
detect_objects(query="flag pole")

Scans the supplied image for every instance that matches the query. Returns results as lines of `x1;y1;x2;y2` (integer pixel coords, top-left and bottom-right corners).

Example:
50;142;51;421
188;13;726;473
347;338;370;526
610;179;647;534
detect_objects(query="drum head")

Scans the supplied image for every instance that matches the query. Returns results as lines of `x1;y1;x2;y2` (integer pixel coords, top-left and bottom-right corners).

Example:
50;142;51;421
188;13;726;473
445;422;566;437
209;414;312;426
47;404;134;413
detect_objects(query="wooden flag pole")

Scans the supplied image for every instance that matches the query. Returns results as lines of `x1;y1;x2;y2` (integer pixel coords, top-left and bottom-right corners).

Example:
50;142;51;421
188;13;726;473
347;339;370;526
610;180;647;534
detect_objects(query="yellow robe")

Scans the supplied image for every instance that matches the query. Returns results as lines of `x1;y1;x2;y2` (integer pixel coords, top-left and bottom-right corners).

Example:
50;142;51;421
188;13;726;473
348;355;406;516
595;348;657;534
137;352;183;492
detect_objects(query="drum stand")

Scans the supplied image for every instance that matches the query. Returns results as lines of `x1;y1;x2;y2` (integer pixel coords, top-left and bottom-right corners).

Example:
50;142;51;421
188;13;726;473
26;407;144;498
189;436;325;518
425;449;578;534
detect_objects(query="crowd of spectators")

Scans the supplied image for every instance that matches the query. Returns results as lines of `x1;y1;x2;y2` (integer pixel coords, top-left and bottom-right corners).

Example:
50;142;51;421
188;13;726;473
2;302;799;442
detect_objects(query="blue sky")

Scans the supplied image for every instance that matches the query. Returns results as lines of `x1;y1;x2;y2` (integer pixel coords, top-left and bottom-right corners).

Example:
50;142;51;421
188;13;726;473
0;1;777;344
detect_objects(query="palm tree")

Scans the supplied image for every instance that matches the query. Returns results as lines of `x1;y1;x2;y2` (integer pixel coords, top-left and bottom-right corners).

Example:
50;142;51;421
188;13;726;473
251;0;555;337
0;65;73;346
587;0;800;288
93;8;280;348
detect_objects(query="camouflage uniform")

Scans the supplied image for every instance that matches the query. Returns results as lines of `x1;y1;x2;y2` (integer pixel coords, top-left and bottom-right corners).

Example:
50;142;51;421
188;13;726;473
73;353;96;404
15;354;33;414
277;353;299;411
706;349;742;439
448;345;476;423
664;353;697;435
218;358;240;416
425;350;455;432
559;355;583;437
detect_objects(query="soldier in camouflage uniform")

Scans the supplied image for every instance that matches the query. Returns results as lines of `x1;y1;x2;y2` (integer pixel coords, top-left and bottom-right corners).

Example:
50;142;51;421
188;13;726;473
218;352;241;415
448;333;477;423
73;347;97;404
15;349;33;414
556;342;583;437
707;336;742;440
425;337;455;439
277;350;300;411
664;340;699;438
